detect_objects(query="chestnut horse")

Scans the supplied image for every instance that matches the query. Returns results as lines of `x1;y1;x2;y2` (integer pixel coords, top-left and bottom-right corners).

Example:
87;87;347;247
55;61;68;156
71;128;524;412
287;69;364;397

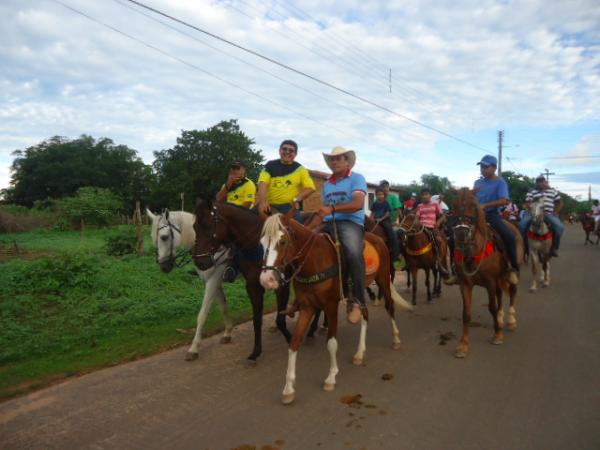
451;188;524;358
580;213;600;245
527;198;553;292
399;213;447;305
259;209;412;404
192;200;292;363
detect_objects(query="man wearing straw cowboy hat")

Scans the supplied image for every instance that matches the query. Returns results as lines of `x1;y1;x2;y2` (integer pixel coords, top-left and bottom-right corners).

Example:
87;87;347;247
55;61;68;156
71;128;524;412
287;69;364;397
317;146;368;324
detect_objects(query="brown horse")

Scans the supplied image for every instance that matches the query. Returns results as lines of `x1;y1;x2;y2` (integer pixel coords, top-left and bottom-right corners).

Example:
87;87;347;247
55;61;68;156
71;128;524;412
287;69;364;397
259;209;412;404
451;188;524;358
192;200;292;363
580;213;600;245
399;213;447;305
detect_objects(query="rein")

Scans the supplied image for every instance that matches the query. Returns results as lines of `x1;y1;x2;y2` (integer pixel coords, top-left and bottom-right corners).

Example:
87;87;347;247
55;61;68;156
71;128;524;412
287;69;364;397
156;219;191;268
399;215;433;256
452;203;493;277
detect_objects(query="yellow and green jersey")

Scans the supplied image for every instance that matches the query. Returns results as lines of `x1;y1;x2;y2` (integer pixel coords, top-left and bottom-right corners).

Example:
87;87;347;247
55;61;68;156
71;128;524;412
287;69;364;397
222;178;256;207
258;160;316;204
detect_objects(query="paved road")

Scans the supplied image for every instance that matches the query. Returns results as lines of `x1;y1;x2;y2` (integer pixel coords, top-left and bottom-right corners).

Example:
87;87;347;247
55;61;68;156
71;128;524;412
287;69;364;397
1;226;599;450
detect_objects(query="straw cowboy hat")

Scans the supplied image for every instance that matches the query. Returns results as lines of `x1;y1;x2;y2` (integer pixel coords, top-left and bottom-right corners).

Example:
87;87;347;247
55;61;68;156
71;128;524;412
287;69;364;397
322;146;356;171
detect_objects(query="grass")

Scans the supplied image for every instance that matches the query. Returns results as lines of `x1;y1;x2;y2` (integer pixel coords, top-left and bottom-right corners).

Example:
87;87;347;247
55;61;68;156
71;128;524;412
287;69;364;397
0;226;275;400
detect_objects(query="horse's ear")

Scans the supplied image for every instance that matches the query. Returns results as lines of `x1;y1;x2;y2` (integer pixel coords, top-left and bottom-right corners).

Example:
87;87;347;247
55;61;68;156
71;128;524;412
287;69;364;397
146;208;156;220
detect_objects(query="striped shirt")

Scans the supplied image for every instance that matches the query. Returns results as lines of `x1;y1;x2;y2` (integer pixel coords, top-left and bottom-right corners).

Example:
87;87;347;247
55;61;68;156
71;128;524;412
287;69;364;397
525;188;561;214
416;201;442;229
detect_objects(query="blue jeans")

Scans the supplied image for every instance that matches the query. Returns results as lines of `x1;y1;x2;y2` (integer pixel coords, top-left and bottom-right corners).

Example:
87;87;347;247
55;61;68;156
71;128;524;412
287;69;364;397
323;220;366;307
486;212;519;269
519;211;564;250
271;203;307;223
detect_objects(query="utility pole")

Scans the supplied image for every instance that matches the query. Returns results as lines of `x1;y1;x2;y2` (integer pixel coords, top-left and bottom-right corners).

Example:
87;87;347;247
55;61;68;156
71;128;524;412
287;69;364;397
497;130;504;174
542;168;555;183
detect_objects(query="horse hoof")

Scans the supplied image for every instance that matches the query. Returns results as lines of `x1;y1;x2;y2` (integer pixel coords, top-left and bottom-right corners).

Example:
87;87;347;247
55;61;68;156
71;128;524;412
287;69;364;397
352;357;364;366
220;336;232;344
373;299;383;307
245;357;258;366
391;342;402;350
281;393;295;405
184;352;198;361
323;382;335;392
455;345;469;358
529;287;537;293
492;336;504;345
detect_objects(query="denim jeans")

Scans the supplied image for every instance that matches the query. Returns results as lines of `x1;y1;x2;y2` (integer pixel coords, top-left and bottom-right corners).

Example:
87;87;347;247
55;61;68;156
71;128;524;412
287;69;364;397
486;212;518;269
271;203;307;223
519;211;564;249
322;220;366;307
379;218;400;259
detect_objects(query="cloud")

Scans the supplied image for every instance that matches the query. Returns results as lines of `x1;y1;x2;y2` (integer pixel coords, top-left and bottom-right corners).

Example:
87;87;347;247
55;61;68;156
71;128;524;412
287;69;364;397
557;171;600;184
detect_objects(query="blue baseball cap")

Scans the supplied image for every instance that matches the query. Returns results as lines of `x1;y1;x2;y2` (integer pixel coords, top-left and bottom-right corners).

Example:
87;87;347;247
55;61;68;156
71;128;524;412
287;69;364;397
477;155;497;167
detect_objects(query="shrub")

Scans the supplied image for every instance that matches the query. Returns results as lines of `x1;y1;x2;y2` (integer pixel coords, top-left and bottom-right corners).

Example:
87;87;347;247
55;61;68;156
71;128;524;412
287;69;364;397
56;187;123;227
105;228;137;256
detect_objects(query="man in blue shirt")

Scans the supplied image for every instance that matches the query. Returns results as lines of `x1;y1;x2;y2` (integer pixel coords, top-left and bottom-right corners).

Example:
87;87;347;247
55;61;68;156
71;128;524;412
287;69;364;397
370;187;400;259
472;154;519;284
318;146;368;324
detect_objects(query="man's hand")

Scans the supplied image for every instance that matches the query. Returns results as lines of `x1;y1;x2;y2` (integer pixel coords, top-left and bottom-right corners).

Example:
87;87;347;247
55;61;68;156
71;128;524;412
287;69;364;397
226;173;241;189
318;205;333;217
259;201;271;215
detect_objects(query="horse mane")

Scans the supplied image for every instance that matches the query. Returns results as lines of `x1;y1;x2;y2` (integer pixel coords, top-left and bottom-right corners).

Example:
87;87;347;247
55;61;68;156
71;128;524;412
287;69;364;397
261;213;284;240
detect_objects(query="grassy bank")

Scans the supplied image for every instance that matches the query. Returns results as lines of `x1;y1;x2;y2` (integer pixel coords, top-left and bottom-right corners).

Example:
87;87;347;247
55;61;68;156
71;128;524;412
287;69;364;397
0;227;274;400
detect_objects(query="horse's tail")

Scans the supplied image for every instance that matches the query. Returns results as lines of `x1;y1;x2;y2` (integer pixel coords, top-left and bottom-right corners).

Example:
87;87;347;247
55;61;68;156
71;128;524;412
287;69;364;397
390;282;413;311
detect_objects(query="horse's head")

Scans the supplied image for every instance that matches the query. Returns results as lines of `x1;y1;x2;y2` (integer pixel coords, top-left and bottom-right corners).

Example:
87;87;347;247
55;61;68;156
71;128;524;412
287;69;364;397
148;208;182;273
259;212;296;290
399;211;420;234
530;198;547;232
451;188;485;247
192;199;228;270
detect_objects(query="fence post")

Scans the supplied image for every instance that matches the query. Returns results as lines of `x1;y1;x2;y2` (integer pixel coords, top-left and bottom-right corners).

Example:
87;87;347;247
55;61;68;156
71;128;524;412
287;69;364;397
135;201;144;256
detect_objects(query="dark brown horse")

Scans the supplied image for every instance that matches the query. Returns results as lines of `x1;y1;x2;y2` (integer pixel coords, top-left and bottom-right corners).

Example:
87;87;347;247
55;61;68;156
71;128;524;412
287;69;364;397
451;188;524;358
259;209;412;404
580;213;600;245
192;200;292;363
399;213;447;305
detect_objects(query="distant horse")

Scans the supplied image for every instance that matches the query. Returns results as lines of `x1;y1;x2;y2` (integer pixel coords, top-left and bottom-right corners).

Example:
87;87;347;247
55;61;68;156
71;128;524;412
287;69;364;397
451;188;524;358
147;209;232;360
580;213;600;245
192;200;292;363
527;199;553;292
399;213;446;304
260;209;412;404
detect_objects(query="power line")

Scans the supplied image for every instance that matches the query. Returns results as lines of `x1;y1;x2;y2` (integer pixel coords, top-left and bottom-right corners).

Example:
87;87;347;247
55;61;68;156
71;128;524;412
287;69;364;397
122;0;493;154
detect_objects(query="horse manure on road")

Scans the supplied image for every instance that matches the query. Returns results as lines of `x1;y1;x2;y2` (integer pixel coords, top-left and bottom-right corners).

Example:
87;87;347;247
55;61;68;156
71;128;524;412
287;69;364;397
381;373;394;381
340;394;363;408
439;331;456;345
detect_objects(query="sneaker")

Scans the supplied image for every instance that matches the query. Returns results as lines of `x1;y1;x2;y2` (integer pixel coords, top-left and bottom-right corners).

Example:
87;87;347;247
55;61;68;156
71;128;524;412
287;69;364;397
347;305;362;324
222;266;238;283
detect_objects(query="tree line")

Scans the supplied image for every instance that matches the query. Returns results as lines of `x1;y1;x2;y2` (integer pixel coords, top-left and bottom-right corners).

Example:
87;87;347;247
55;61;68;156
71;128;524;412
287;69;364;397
1;119;591;224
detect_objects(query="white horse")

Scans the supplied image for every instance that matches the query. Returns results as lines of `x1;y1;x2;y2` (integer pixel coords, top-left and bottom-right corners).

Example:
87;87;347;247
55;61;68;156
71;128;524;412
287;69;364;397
527;199;552;292
147;209;233;360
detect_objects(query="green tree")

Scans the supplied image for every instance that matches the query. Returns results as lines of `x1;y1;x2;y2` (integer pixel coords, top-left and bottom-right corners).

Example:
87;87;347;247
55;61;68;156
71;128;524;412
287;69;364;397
500;171;535;207
150;119;263;210
7;135;152;210
57;187;123;227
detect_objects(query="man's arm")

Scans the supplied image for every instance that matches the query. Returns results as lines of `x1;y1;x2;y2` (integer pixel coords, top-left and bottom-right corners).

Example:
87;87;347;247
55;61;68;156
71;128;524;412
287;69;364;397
480;198;509;210
318;191;365;217
257;181;269;213
215;185;228;203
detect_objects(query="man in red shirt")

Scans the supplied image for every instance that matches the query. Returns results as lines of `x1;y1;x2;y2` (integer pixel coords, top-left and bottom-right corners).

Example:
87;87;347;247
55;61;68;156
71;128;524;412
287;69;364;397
415;187;446;264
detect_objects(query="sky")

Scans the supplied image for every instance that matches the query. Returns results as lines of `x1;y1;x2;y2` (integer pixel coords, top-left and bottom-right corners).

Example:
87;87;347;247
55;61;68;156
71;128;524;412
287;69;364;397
1;0;599;201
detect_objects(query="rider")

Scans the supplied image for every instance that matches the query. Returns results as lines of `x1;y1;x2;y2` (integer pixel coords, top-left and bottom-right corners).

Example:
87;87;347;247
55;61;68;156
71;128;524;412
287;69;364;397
257;139;316;219
415;187;446;264
379;180;402;225
404;192;418;212
592;200;600;232
216;161;257;282
474;155;520;285
519;175;564;257
318;146;368;324
369;187;400;259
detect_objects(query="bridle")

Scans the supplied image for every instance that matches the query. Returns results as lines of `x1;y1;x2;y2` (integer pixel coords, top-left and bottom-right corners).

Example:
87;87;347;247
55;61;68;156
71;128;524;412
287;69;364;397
452;203;488;277
261;223;319;285
155;214;192;268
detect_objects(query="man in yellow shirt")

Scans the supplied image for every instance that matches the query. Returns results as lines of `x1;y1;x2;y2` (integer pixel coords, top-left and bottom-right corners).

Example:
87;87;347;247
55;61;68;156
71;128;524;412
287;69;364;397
216;161;256;208
257;140;316;219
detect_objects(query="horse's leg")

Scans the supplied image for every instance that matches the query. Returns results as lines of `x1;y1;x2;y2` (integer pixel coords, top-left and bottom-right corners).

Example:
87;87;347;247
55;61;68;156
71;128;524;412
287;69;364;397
529;247;538;293
323;302;339;392
496;285;504;330
425;268;432;303
543;260;550;287
488;283;503;345
275;284;292;343
186;273;217;361
282;306;315;405
245;276;264;363
215;283;234;343
353;316;368;366
455;283;473;358
507;283;518;331
411;267;418;305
